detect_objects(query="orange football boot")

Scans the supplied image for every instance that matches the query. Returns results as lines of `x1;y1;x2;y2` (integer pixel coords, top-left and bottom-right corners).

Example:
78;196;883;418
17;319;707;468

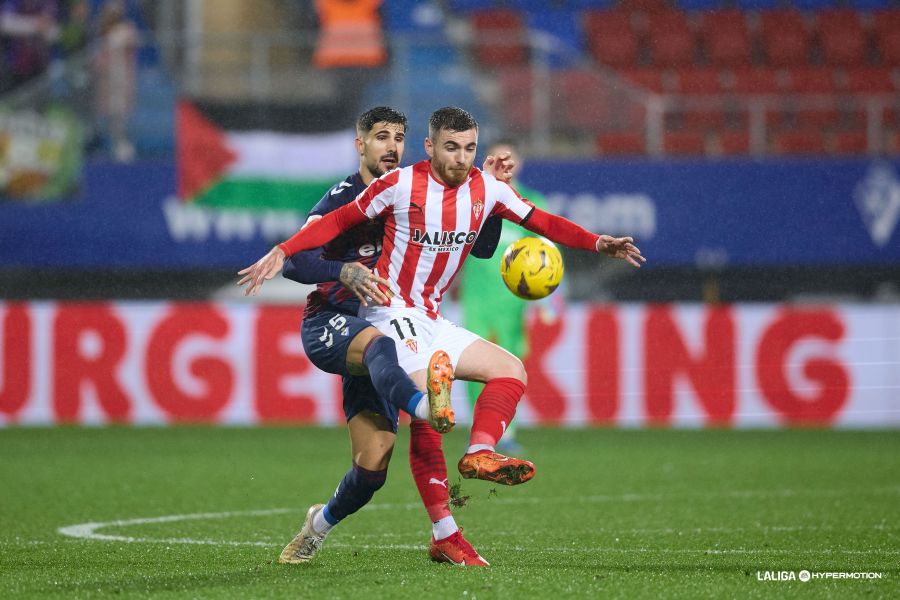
458;449;535;486
427;350;455;433
429;529;489;567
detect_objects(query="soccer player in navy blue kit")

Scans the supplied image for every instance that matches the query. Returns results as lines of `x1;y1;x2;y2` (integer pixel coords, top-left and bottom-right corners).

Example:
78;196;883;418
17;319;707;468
270;107;510;566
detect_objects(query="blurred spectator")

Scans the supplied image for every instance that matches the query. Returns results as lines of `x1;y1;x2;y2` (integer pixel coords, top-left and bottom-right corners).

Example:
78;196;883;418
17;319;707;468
93;0;136;162
58;0;87;55
0;0;59;93
313;0;386;69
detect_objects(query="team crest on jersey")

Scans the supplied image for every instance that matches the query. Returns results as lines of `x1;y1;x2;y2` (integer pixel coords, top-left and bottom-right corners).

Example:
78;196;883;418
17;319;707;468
472;198;484;219
404;338;418;353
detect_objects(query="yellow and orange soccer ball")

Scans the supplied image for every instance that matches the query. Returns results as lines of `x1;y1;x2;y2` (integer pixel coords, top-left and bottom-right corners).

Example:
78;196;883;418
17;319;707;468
499;236;564;300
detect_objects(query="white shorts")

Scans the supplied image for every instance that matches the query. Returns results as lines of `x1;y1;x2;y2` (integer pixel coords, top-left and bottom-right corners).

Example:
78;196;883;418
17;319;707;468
359;305;481;374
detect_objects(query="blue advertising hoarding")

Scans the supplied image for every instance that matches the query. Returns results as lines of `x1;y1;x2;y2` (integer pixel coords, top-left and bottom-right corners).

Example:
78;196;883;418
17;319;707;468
0;159;898;269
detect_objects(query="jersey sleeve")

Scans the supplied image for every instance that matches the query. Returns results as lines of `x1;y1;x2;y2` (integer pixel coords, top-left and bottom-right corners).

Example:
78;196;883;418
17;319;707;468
489;179;536;224
354;169;401;219
280;214;344;284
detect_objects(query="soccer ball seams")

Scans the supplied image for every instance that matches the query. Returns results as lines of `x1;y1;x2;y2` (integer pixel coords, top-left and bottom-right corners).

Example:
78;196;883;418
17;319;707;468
500;237;564;300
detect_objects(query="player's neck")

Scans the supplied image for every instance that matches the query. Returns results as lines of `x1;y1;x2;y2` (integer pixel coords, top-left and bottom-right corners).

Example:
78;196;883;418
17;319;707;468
359;168;375;186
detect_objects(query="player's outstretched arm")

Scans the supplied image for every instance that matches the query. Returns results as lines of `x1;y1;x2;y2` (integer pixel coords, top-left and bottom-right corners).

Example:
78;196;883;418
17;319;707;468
521;207;646;268
237;201;368;296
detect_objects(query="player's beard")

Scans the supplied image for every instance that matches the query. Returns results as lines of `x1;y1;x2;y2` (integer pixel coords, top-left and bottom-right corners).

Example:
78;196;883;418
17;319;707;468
367;153;399;179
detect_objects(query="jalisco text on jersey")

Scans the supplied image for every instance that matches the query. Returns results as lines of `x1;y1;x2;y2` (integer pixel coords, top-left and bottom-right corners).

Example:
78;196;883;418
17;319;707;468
411;229;478;247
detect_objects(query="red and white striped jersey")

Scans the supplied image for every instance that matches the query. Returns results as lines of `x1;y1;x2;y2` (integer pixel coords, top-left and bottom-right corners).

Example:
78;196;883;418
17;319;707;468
354;159;534;319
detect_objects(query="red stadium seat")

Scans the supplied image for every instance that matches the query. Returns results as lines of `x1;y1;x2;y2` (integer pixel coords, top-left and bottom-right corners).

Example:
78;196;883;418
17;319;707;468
646;11;696;67
663;129;707;155
620;68;667;93
618;0;670;13
786;67;837;93
583;10;640;67
731;67;786;94
816;9;868;67
555;69;613;128
498;70;535;128
673;67;723;94
876;30;900;65
759;10;811;67
700;10;752;67
844;67;896;93
471;9;528;67
872;10;900;65
596;131;646;155
716;130;751;155
771;130;827;154
830;130;869;155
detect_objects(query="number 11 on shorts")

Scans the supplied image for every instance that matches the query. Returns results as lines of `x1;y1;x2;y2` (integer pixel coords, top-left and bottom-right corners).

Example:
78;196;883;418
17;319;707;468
389;317;417;340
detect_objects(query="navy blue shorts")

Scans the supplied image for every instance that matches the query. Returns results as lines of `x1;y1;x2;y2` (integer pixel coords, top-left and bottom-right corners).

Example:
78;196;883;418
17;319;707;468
301;310;400;432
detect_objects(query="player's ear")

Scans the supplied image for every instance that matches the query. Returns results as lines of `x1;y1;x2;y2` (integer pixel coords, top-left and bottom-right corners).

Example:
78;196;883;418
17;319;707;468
355;137;364;156
424;136;434;158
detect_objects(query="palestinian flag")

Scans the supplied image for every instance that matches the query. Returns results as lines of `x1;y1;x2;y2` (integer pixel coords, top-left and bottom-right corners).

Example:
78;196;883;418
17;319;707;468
176;100;358;212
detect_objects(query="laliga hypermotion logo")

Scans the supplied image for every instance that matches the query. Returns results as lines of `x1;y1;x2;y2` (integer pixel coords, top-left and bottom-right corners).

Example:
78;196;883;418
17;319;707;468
854;162;900;248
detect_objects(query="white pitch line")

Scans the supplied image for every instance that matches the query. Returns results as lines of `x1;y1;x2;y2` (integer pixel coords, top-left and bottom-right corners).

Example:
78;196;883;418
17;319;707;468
55;486;900;557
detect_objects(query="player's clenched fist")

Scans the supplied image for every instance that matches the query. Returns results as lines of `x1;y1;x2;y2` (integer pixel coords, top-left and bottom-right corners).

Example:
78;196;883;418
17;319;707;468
237;246;286;296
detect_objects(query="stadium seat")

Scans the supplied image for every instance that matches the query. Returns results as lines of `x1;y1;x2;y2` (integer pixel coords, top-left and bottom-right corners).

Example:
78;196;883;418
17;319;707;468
831;130;869;154
555;69;613;129
716;129;751;155
759;10;811;67
874;28;900;65
731;67;786;94
663;129;707;155
646;11;696;67
596;131;646;155
676;0;723;9
618;0;671;12
525;9;583;67
815;9;868;66
470;9;528;67
844;67;896;93
583;10;640;67
786;67;837;93
673;67;724;94
620;67;668;92
700;10;752;67
771;130;827;154
498;69;536;128
735;0;783;9
871;9;900;64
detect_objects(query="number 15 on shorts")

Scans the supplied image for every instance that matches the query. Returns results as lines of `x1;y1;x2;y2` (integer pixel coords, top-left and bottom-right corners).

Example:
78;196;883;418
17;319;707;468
318;314;347;348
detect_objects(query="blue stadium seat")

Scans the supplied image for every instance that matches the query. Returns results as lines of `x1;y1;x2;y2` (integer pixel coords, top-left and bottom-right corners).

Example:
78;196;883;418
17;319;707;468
793;0;838;9
383;0;444;32
129;67;175;156
524;10;583;68
676;0;724;9
848;0;891;8
734;0;788;9
449;0;496;13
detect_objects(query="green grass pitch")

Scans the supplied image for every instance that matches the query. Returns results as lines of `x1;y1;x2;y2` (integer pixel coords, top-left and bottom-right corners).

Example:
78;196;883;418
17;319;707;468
1;427;898;598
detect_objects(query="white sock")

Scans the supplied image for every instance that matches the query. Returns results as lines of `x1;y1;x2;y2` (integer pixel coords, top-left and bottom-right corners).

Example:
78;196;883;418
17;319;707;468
311;507;334;535
466;444;493;454
432;516;459;541
413;395;430;420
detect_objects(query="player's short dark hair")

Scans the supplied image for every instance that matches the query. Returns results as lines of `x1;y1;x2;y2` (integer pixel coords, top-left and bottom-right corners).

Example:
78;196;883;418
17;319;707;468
357;106;408;135
428;106;478;141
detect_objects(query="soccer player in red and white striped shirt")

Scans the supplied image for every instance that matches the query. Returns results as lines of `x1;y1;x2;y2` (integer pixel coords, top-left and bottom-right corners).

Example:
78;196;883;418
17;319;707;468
240;107;644;491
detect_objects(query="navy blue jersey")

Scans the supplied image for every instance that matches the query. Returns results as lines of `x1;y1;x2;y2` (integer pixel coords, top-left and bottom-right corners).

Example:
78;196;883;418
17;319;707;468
284;173;384;317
